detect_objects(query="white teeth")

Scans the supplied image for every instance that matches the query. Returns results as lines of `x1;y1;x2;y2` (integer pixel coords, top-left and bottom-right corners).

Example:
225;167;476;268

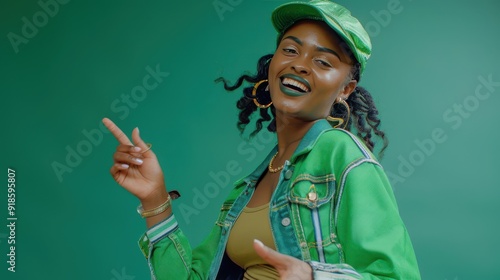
283;77;308;92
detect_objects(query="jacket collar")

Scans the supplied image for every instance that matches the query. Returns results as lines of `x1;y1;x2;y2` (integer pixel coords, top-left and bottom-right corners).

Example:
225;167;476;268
235;119;334;187
289;119;334;162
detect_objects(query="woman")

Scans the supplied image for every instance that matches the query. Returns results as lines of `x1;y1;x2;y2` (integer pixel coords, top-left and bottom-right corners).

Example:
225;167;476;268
103;1;420;279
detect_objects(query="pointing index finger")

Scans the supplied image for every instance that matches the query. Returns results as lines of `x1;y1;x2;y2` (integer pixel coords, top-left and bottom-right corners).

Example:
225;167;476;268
102;118;133;145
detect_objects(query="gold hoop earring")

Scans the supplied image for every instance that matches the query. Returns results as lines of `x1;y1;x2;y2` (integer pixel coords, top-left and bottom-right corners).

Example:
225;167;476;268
326;98;351;129
252;79;272;109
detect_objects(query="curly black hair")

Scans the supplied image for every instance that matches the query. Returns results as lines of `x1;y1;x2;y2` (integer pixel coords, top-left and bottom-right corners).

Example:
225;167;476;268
215;54;389;158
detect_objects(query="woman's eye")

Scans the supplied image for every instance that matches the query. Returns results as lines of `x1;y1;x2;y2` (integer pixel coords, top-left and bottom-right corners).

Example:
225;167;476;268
316;59;332;67
283;48;297;54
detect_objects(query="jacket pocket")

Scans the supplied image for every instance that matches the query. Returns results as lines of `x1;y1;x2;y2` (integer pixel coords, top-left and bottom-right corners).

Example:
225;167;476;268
287;173;336;208
286;173;341;263
215;202;233;227
215;182;247;227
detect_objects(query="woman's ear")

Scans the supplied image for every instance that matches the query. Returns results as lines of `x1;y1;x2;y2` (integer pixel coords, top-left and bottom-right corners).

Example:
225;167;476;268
339;79;357;100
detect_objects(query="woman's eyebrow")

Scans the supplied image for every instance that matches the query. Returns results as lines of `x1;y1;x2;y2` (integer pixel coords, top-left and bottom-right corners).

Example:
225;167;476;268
282;35;341;61
283;35;302;45
316;46;341;61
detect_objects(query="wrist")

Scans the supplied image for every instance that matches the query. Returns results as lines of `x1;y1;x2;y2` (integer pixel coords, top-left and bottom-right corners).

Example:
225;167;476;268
139;189;170;210
141;190;179;228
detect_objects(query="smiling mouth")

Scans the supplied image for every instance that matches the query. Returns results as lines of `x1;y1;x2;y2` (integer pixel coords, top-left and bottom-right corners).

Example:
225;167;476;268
280;76;311;93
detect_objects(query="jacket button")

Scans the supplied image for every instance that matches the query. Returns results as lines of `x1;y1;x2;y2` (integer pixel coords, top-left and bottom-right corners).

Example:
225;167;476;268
281;217;291;226
284;169;293;180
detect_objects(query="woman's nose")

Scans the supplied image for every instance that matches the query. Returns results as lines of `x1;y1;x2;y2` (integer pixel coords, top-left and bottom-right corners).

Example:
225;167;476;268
291;60;311;75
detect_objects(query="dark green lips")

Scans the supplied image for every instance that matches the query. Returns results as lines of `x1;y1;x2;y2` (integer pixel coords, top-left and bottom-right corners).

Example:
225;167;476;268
279;74;311;97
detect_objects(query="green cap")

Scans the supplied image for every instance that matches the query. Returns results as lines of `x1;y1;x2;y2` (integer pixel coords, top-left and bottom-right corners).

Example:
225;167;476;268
271;0;372;75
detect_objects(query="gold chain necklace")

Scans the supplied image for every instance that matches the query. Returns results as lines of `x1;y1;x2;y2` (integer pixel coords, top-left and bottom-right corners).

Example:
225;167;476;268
268;152;284;173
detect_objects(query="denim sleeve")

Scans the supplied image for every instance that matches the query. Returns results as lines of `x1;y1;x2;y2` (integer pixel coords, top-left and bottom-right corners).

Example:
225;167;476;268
137;214;220;280
334;160;421;279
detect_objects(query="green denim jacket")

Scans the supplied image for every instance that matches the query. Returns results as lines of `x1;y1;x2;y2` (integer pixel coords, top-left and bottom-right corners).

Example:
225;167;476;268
138;119;421;279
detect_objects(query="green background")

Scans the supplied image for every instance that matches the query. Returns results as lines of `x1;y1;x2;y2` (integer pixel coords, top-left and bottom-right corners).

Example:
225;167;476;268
1;0;499;279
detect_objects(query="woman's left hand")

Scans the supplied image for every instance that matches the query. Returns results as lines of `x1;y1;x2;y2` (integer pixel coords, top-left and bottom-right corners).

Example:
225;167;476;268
253;239;312;280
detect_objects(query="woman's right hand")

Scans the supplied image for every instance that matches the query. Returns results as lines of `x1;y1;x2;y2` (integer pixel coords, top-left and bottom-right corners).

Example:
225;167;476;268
102;118;168;203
